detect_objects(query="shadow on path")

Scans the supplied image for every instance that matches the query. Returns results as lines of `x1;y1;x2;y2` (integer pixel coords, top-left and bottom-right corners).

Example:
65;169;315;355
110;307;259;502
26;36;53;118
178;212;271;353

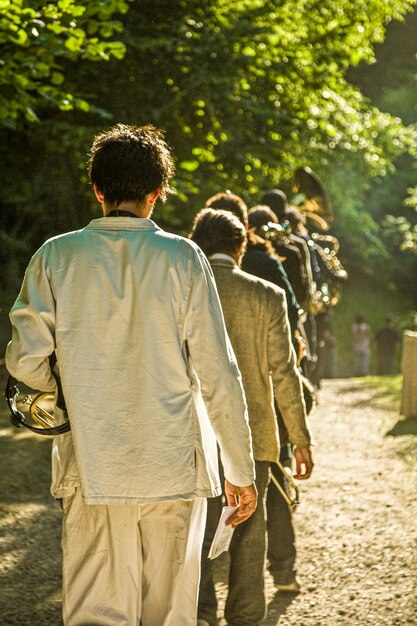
266;589;299;622
0;366;63;625
386;417;417;437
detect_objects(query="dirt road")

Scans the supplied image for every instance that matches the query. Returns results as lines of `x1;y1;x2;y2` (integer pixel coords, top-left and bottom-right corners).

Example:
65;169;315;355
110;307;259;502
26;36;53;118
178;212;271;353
0;377;416;625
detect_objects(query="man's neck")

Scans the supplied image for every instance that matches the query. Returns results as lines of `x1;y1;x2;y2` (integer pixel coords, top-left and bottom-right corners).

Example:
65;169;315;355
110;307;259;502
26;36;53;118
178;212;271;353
107;209;140;218
103;201;153;219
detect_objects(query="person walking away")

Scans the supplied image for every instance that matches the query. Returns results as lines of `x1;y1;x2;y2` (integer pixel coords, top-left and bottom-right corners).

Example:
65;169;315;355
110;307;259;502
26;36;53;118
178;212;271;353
204;195;312;597
351;313;372;376
375;316;401;375
190;208;313;626
6;124;257;626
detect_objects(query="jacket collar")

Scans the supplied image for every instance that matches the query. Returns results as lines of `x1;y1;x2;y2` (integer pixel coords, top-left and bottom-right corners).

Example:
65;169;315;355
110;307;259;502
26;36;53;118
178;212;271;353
85;217;161;232
209;253;238;269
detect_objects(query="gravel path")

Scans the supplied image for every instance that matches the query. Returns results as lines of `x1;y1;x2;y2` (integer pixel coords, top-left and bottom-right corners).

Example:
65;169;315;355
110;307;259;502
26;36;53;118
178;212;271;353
1;377;416;625
214;378;417;626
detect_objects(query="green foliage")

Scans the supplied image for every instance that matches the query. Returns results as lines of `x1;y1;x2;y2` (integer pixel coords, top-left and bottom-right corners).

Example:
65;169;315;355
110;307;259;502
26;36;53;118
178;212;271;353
0;228;29;291
0;0;132;282
346;7;417;261
100;0;417;214
0;121;101;261
0;0;131;128
1;0;417;299
397;184;417;253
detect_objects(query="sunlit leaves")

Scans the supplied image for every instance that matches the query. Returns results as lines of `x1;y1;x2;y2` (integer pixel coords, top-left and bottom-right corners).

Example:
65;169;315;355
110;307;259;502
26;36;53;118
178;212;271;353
112;0;416;205
0;0;132;128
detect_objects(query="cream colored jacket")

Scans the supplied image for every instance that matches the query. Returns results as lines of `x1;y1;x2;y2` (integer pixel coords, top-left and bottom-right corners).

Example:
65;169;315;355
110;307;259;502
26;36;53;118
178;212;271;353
209;255;311;462
6;218;255;504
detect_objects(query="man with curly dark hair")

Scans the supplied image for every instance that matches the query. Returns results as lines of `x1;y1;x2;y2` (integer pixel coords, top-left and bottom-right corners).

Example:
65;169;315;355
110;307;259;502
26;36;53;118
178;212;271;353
6;124;257;626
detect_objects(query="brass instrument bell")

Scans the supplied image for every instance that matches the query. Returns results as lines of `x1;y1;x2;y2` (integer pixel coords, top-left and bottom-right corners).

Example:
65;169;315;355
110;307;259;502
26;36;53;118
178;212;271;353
6;375;70;436
292;166;333;231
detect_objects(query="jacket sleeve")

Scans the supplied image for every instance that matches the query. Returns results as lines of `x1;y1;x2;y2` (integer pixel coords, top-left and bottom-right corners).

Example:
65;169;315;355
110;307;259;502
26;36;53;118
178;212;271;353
6;248;56;392
267;288;312;448
270;257;301;333
183;246;255;487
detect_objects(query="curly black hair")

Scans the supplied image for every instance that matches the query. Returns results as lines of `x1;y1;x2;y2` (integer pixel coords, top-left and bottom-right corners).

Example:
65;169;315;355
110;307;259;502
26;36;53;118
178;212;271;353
87;123;175;206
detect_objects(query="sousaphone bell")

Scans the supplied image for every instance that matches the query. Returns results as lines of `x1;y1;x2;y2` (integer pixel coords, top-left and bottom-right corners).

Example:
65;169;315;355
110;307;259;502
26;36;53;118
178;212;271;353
292;166;333;231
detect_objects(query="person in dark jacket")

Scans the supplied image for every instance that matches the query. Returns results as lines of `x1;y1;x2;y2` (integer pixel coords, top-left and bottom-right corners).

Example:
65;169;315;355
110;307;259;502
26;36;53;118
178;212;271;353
376;316;401;375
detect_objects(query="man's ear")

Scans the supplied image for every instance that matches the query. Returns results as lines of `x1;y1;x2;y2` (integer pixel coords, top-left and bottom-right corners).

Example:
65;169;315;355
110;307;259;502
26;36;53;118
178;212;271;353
148;188;161;205
93;183;104;204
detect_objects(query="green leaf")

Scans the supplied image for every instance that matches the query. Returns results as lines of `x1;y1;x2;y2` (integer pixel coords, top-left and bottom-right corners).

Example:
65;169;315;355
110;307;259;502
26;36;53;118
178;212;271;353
74;97;90;112
65;35;82;51
51;71;65;85
179;160;200;172
11;28;28;45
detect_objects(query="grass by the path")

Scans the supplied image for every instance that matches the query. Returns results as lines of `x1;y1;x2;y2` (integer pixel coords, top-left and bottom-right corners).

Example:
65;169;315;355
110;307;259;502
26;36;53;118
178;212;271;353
362;374;403;404
354;374;417;471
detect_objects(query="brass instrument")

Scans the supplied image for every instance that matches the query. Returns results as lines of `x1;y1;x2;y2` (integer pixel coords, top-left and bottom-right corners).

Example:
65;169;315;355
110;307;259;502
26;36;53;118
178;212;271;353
258;220;292;243
6;375;70;436
291;167;347;314
270;460;300;512
28;391;55;428
292;166;333;232
308;233;348;314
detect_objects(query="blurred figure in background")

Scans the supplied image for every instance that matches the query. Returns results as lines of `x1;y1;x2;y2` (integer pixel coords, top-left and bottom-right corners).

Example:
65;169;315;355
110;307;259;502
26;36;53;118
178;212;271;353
205;191;248;227
284;206;321;384
375;316;401;375
351;313;372;376
262;187;348;386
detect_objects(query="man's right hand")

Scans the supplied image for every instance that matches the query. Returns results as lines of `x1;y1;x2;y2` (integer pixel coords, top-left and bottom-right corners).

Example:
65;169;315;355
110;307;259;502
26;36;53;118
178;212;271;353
293;446;314;479
224;480;258;528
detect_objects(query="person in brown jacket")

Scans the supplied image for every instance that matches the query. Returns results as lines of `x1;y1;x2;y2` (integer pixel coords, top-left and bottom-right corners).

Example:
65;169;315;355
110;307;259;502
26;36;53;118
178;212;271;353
190;208;314;626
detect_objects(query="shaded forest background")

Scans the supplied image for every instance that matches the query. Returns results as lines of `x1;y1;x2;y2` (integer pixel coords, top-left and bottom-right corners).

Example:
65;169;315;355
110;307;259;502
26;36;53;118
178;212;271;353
0;0;416;373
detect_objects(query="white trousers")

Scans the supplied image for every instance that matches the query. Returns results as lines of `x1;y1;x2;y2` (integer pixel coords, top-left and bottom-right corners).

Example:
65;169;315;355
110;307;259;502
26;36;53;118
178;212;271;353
61;489;207;626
